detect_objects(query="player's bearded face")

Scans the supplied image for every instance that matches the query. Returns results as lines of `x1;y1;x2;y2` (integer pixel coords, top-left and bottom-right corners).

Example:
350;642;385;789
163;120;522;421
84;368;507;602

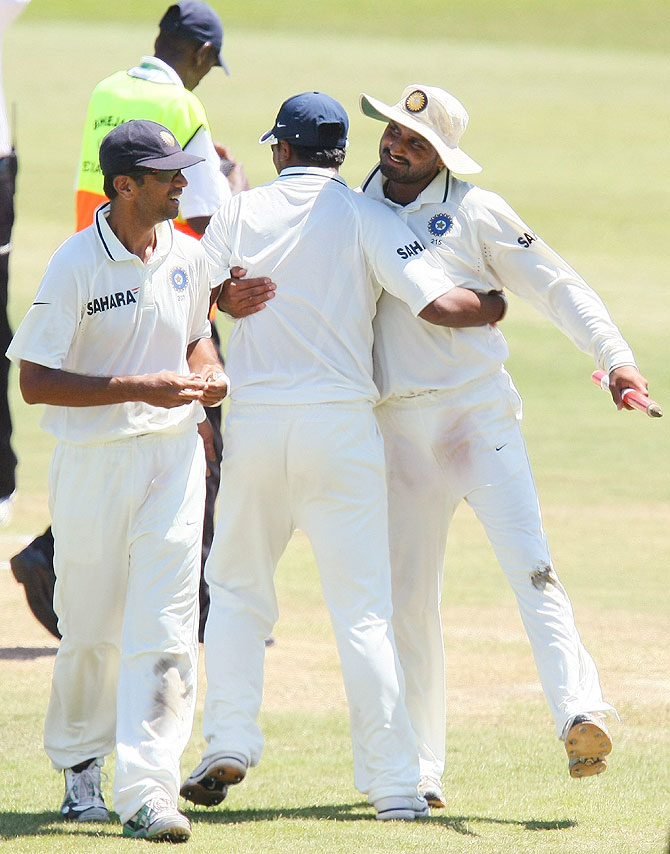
379;121;442;186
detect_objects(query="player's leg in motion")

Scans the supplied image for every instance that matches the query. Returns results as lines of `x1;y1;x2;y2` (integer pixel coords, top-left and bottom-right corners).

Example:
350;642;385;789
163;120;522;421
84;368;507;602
114;428;205;824
376;397;459;807
295;403;422;810
464;410;614;777
188;406;294;802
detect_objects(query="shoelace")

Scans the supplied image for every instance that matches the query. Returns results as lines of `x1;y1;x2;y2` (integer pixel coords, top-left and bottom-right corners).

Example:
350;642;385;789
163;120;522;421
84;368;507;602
65;764;107;803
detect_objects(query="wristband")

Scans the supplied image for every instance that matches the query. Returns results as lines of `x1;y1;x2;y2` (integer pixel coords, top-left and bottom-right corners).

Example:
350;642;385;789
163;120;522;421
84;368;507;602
489;289;508;321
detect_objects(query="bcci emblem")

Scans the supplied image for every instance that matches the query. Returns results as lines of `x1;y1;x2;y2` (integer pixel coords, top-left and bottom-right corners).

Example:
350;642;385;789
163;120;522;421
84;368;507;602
170;267;188;292
405;89;428;113
160;131;176;147
428;213;453;237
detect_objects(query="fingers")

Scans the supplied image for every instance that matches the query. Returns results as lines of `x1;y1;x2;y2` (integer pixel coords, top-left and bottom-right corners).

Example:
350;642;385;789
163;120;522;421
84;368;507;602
608;366;649;410
218;276;276;317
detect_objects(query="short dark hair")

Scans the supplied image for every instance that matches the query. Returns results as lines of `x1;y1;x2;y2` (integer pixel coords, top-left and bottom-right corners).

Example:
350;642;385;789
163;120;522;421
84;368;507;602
289;145;346;168
103;170;149;200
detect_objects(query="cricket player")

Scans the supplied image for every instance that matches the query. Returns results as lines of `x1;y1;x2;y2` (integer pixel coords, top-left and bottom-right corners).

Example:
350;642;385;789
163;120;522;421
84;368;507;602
179;91;507;821
12;0;248;644
7;120;228;842
357;84;649;808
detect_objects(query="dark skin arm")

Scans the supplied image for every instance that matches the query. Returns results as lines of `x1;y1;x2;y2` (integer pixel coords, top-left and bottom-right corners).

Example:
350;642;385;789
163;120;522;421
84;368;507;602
419;289;507;327
19;360;207;408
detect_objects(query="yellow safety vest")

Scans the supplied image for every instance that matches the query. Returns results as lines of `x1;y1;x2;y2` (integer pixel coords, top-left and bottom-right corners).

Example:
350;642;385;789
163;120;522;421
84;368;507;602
75;67;210;238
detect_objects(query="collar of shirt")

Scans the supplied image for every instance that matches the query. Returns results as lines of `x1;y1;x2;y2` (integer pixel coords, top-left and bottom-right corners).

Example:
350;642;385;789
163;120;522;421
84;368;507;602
127;55;184;88
359;163;451;211
277;165;348;187
94;202;175;266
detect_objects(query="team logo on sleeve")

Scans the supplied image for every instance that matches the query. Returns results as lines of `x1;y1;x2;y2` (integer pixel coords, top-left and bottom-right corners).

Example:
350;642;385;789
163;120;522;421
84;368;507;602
428;213;453;237
405;89;428;113
170;267;189;293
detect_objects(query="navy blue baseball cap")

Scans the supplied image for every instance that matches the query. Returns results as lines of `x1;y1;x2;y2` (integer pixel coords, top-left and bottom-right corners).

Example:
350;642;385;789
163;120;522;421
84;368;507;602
159;1;229;74
99;120;204;176
259;92;349;149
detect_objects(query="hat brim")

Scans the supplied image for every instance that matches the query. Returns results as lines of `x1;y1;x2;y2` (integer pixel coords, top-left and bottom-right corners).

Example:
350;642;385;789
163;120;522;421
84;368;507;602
216;52;230;75
135;152;204;170
360;93;482;175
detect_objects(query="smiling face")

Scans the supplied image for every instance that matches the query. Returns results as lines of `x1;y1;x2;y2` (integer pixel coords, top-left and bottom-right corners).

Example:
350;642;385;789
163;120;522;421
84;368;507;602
378;120;443;203
131;168;189;223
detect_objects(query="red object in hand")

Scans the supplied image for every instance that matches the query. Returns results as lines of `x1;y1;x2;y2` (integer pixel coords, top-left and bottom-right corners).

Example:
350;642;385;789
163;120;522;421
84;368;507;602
591;370;663;418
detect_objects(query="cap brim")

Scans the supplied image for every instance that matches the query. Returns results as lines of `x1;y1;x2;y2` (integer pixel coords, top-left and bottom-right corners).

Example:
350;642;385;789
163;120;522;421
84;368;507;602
360;93;482;175
136;151;205;170
258;129;276;145
216;52;230;75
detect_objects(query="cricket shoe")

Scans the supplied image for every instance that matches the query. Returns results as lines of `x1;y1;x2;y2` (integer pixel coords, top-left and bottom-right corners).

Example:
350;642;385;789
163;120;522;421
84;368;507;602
60;758;109;822
374;795;430;821
563;713;612;778
180;754;247;806
418;775;446;808
123;798;191;842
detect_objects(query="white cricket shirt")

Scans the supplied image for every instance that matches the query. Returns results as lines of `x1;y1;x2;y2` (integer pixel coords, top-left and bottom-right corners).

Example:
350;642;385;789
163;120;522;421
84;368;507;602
7;204;211;443
361;166;636;402
201;166;453;405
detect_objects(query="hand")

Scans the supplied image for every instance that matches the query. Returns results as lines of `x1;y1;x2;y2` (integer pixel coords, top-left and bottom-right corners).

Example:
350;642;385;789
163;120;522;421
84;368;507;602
218;266;276;318
135;371;206;408
197;417;217;473
608;366;649;410
198;364;229;407
214;142;250;194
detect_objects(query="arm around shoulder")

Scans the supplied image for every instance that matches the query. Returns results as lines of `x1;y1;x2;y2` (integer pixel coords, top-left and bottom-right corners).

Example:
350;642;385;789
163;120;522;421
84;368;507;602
419;288;507;328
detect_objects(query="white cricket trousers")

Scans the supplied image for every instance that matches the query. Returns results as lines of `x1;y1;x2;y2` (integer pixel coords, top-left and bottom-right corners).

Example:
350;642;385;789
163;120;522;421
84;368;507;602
202;402;420;802
375;372;615;781
45;425;205;823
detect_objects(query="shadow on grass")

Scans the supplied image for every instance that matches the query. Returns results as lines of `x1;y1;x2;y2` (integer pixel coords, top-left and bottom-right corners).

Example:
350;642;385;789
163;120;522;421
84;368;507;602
0;806;577;840
187;803;577;835
0;812;119;839
0;646;57;660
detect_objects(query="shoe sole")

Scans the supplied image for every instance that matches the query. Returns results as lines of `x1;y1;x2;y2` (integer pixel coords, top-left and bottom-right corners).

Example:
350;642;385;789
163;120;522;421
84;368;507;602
61;807;110;823
180;757;246;806
376;807;429;821
123;825;191;842
565;720;612;778
422;792;446;809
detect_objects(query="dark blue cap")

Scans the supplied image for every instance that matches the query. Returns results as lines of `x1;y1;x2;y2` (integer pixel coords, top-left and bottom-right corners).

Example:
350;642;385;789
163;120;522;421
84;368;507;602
159;1;229;74
99;120;204;176
259;92;349;149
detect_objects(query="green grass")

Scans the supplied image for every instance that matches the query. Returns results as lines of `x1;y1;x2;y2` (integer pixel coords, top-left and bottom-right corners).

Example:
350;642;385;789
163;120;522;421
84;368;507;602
1;2;669;852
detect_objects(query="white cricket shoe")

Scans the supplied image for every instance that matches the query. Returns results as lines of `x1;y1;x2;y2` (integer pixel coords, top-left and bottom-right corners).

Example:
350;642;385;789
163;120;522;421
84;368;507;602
563;713;612;778
123;798;191;842
418;775;446;808
60;758;109;822
375;795;430;821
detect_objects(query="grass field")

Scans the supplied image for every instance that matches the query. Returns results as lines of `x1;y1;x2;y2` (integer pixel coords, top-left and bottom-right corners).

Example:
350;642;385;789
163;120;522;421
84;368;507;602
1;1;669;851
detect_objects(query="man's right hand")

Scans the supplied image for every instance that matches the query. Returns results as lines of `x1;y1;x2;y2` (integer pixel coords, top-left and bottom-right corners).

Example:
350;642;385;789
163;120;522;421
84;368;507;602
132;372;208;408
217;266;276;318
